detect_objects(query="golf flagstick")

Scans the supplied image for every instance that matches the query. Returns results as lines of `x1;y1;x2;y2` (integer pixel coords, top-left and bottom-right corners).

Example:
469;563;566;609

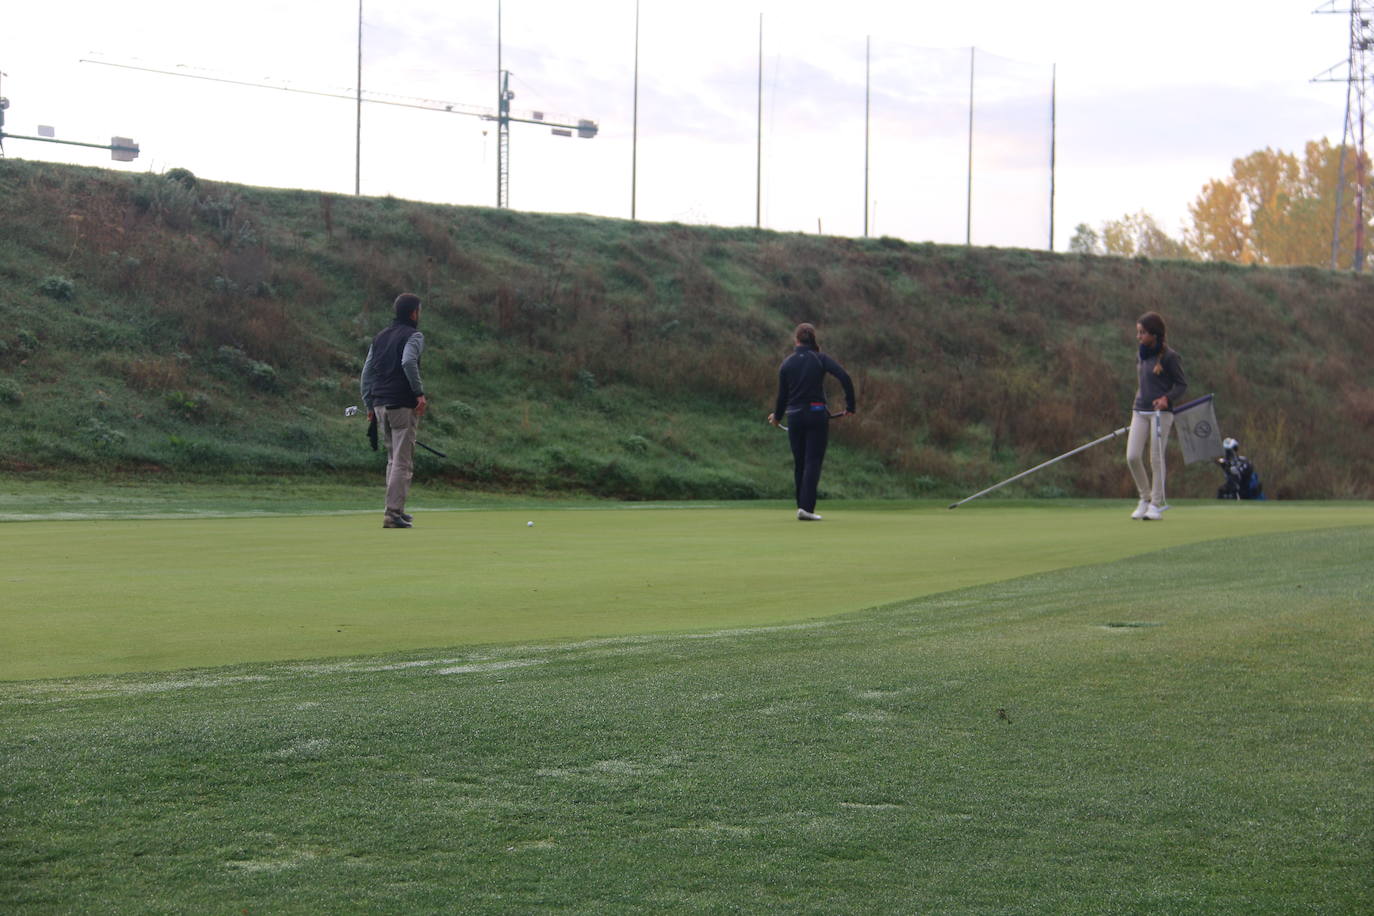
948;425;1130;509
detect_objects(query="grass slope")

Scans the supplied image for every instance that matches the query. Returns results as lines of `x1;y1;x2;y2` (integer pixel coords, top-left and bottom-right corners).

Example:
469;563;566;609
2;527;1369;913
4;500;1373;680
2;158;1372;498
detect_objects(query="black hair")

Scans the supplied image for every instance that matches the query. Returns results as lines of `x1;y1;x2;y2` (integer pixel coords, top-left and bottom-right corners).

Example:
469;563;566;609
1137;311;1167;376
394;292;422;319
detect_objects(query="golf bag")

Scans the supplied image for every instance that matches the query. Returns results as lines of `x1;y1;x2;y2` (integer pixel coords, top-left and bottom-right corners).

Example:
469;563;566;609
1216;440;1263;500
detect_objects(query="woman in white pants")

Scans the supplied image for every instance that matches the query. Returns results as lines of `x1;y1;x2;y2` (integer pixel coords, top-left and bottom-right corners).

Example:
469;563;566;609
1127;312;1187;520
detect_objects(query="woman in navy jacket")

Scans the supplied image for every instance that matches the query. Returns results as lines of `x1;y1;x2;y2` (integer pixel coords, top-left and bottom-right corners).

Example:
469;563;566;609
767;323;856;521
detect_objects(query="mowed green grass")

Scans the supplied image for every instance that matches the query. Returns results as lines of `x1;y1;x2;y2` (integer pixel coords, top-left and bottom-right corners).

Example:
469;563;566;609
3;500;1373;680
2;525;1369;913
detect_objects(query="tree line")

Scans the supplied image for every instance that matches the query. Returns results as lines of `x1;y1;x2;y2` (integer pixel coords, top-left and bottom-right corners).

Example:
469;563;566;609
1069;138;1367;268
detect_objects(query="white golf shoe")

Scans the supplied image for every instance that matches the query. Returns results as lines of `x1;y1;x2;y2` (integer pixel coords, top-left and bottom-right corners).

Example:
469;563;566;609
796;508;823;521
1143;503;1164;521
1130;499;1150;520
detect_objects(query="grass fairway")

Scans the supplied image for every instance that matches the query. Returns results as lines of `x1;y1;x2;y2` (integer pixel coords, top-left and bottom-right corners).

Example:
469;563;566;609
2;524;1370;913
3;499;1373;680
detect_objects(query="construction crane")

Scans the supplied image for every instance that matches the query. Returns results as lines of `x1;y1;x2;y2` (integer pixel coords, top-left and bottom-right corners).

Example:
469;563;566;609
80;56;597;208
492;69;598;207
0;69;139;162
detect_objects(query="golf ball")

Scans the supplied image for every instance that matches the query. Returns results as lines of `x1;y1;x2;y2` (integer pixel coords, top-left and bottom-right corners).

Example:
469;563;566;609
527;521;534;527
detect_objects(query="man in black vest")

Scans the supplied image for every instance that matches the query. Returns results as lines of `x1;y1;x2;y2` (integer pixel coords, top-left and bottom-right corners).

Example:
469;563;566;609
360;293;428;528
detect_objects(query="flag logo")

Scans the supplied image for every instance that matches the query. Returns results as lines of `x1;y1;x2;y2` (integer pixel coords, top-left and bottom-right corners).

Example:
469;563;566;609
1172;395;1224;465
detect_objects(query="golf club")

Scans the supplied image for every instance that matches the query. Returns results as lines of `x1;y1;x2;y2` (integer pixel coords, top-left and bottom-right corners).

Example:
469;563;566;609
948;425;1129;509
774;410;847;432
344;406;448;458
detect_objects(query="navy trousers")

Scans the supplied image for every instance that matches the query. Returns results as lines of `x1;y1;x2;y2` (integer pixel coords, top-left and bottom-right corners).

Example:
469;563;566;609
787;409;829;513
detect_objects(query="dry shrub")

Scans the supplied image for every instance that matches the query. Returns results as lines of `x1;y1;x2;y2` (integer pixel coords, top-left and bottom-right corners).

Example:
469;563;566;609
1342;385;1374;427
237;302;295;363
345;241;418;307
222;246;270;291
897;444;959;480
121;357;187;392
1073;449;1135;498
1316;470;1374;500
407;210;464;268
676;261;726;312
319;194;335;238
694;342;772;403
1053;338;1120;430
564;267;609;327
1012;399;1081;456
272;261;329;305
923;411;963;449
1236;410;1298;499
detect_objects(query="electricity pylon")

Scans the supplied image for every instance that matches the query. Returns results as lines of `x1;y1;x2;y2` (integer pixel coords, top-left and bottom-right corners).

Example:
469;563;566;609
1313;1;1374;271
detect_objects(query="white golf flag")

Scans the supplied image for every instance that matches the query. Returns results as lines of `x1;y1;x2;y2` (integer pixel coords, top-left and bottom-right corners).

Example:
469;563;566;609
1172;394;1224;465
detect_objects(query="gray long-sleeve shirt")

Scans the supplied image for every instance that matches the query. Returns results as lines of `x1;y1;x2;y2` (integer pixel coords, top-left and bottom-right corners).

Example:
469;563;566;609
1134;347;1186;411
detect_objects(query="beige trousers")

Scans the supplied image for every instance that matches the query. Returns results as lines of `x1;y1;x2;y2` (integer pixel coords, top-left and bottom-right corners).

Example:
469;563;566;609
1125;410;1173;505
376;406;417;519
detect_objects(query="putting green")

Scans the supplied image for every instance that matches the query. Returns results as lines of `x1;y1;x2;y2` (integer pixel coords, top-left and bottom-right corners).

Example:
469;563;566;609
3;500;1371;680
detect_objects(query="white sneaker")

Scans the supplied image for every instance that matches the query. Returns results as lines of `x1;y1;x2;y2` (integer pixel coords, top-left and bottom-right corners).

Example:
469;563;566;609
1143;503;1163;521
796;509;823;521
1130;499;1150;520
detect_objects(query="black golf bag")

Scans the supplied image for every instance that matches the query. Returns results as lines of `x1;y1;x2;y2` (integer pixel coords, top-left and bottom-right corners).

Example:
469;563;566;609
1216;448;1264;500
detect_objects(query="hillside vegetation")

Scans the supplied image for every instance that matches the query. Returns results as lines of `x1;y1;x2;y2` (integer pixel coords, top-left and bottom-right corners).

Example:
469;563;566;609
0;159;1370;499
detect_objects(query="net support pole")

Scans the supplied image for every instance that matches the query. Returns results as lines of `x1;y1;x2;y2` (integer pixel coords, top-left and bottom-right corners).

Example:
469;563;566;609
355;0;363;196
864;35;871;237
948;426;1129;509
631;0;640;220
756;12;763;229
1048;62;1056;251
965;46;974;246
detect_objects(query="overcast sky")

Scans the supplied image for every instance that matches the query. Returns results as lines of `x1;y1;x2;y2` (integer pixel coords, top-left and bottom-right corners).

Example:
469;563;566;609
0;1;1352;249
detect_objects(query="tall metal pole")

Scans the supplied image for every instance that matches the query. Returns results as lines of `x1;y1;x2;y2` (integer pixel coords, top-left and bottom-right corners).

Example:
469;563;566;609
632;0;640;220
966;46;975;246
1358;100;1367;271
864;35;871;237
1049;63;1057;251
756;12;763;229
355;0;363;195
1356;8;1369;273
497;0;503;207
1332;86;1350;269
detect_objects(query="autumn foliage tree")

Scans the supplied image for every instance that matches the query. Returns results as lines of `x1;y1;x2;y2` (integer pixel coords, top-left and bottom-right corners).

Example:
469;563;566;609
1185;138;1368;268
1101;211;1195;259
1068;212;1194;260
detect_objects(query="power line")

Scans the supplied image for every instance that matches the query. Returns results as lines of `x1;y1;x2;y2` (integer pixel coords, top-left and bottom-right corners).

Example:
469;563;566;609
80;53;598;208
